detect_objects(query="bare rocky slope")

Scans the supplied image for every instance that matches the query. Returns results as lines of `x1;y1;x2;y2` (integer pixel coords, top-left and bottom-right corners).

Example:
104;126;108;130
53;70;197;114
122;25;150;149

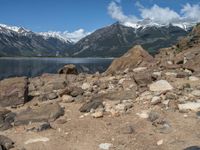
0;24;200;150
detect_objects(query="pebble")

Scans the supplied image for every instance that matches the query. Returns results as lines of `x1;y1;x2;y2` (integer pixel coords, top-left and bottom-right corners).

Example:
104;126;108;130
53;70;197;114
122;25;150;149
157;139;163;146
62;95;74;103
151;96;161;105
99;143;113;150
24;137;49;145
136;111;149;119
92;111;103;118
189;76;199;81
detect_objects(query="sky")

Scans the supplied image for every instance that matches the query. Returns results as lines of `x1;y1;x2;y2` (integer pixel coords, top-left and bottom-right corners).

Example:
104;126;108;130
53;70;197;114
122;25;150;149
0;0;200;41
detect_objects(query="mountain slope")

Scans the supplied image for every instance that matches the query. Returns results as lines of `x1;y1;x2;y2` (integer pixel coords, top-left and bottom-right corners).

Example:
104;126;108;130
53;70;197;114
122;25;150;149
71;23;191;57
0;24;72;57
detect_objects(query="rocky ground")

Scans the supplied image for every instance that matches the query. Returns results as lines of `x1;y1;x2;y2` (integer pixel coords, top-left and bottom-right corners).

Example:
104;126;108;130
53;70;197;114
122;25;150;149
1;24;200;150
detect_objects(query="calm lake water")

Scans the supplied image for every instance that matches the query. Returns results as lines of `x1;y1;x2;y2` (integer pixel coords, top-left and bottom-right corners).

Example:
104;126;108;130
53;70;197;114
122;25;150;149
0;57;113;80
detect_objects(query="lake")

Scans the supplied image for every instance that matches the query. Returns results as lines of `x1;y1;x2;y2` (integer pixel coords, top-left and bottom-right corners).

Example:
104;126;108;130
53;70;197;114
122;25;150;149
0;57;113;80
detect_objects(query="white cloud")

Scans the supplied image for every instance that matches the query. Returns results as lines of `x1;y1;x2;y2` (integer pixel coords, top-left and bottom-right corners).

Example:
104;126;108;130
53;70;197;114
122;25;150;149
108;1;200;26
140;4;180;24
63;29;91;43
181;3;200;22
108;1;138;27
39;29;91;43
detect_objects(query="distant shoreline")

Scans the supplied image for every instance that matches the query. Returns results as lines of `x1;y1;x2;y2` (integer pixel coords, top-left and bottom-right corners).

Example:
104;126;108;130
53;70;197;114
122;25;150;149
0;57;115;59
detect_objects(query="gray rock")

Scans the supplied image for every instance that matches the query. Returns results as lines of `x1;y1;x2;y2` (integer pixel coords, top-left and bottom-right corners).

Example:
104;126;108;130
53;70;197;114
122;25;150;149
37;122;52;132
151;96;161;105
119;125;135;134
0;135;14;150
178;102;200;111
58;64;78;75
149;80;173;92
47;93;58;100
70;87;84;97
148;111;160;122
79;99;103;113
191;90;200;97
0;77;28;107
14;103;64;125
184;146;200;150
133;70;153;86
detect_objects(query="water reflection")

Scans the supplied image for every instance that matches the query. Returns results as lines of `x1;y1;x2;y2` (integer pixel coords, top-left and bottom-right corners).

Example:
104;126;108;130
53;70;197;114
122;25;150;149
0;57;113;79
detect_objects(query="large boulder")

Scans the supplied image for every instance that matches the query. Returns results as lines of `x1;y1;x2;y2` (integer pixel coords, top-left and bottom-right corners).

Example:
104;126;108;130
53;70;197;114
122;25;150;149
0;135;14;150
0;77;28;107
0;107;15;131
14;103;64;125
106;45;154;74
149;80;173;92
58;64;78;75
29;74;67;98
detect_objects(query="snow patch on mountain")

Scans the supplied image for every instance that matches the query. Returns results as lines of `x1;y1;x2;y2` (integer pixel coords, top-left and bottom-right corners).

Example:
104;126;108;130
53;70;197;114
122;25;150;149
39;29;91;43
0;24;30;33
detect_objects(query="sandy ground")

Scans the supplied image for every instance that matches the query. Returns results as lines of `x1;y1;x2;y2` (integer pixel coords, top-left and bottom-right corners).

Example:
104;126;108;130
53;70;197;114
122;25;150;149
2;100;200;150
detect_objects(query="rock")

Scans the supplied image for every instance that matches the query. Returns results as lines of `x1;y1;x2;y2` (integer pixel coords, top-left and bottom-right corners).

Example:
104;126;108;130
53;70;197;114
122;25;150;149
37;122;52;132
165;72;177;77
14;103;64;125
151;96;161;105
70;87;84;97
99;143;113;150
0;77;28;107
136;111;149;119
133;67;147;72
149;80;173;92
79;99;103;113
196;111;200;117
133;70;153;86
0;108;15;131
0;135;14;150
106;45;154;74
92;111;103;118
191;90;200;97
119;125;135;134
189;76;199;81
81;83;91;90
157;139;163;146
176;71;190;78
58;64;78;75
165;92;177;100
29;74;67;97
102;90;137;101
115;103;133;112
184;146;200;150
55;118;67;124
47;93;58;100
24;137;49;145
148;111;160;122
178;102;200;111
120;79;137;90
62;95;74;103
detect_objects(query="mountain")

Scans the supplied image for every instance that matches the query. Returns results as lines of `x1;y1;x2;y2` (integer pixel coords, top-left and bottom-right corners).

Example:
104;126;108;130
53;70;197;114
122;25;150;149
0;22;194;57
71;22;192;57
0;24;72;57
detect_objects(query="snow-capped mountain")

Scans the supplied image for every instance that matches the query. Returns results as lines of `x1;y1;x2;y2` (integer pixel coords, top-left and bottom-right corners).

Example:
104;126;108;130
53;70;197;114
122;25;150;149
0;24;30;33
39;31;72;43
0;24;72;57
71;22;194;57
39;29;91;43
121;18;195;31
0;21;196;57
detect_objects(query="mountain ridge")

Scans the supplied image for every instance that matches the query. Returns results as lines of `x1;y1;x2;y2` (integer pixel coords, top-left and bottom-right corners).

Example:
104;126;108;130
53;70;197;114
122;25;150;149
0;22;195;57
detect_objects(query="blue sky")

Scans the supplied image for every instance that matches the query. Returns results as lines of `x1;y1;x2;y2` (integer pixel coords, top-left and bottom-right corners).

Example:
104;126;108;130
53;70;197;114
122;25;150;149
0;0;200;33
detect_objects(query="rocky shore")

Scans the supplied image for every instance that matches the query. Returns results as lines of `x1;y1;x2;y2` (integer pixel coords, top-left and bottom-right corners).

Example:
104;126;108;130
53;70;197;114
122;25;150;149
0;24;200;150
